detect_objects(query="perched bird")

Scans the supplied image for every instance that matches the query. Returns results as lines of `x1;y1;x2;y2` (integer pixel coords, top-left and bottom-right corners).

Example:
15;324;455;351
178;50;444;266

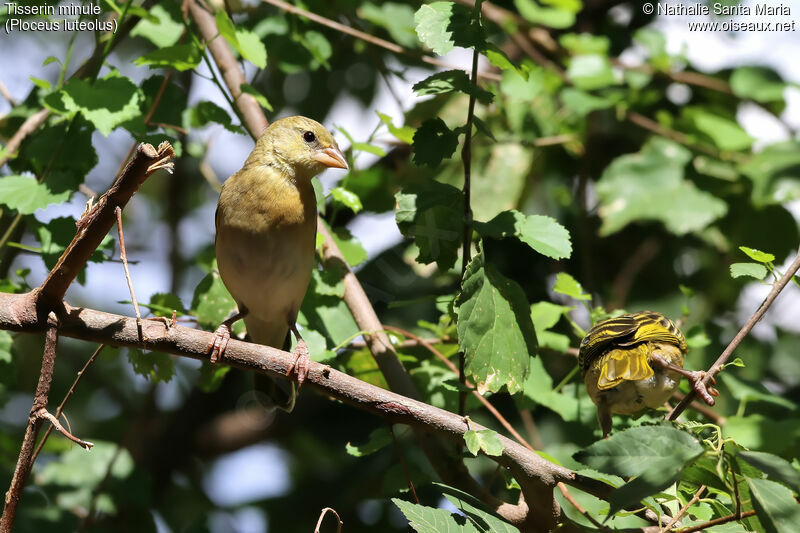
579;311;718;437
209;116;348;410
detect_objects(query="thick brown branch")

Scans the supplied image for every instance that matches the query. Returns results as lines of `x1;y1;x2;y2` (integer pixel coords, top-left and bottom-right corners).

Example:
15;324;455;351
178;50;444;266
36;142;175;310
0;291;614;509
188;0;267;137
0;313;59;533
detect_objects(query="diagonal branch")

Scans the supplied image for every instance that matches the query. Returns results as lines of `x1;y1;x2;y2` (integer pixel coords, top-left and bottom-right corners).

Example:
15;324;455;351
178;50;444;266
36;142;175;310
667;245;800;420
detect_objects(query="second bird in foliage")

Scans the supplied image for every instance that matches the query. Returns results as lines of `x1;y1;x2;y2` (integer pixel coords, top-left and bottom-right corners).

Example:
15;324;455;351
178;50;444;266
579;311;718;437
210;116;348;410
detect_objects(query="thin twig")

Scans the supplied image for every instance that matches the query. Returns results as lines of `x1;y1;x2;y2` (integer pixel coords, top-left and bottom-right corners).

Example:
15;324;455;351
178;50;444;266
31;345;105;465
0;313;59;533
660;485;705;532
459;47;480;417
668;245;800;420
314;507;343;533
389;425;419;504
0;78;17;107
262;0;501;82
35;409;93;450
0;109;50;169
676;510;755;533
115;207;143;341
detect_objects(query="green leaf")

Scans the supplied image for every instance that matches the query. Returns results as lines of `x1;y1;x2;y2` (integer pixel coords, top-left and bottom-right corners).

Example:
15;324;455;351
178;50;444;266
464;429;504;456
747;478;800;533
376;111;414;144
0;331;12;364
739;141;800;206
739;246;775;263
234;28;267;69
30;77;51;90
0;175;73;214
456;249;537;394
413;70;494;105
127;349;175;383
147;293;186;317
730;262;767;280
393;498;480;532
484;44;526;79
560;88;617;117
439;483;521;533
330;226;367;267
329;187;363;214
474;210;572;260
351;141;386;157
58;74;143;136
134;43;202;71
596;137;727;235
573;425;704;478
719;373;797;410
566;54;617;90
682;107;753;152
412;118;459;168
345;427;392;457
185;101;245;135
738;450;800;492
553;272;591;301
198;362;231;392
301;30;332;69
358;2;417;48
34;217;113;272
191;267;238;330
39;441;133;487
414;1;483;55
240;83;273;112
395;181;463;270
730;67;786;103
514;0;577;28
131;4;183;47
560;33;609;55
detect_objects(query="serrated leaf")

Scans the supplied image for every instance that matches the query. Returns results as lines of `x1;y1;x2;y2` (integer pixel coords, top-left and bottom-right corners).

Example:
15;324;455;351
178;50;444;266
127;349;175;382
456;250;537;394
239;83;273;112
346;427;392;457
329;187;363;214
596;137;727;235
738;450;800;492
412;118;459;168
748;477;800;533
438;483;520;533
234;28;267;69
302;30;332;69
413;70;493;104
58;74;142;136
376;111;414;144
185;101;245;135
464;429;504;456
683;107;753;152
730;262;767;280
191;268;238;329
134;43;202;71
0;175;73;214
131;4;182;47
553;272;590;301
395;181;463;270
474;210;571;260
573;425;704;478
739;246;775;263
414;2;484;55
393;498;480;532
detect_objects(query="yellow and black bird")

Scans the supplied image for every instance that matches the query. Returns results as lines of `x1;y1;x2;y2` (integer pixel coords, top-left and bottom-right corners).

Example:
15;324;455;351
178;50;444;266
208;116;348;410
579;311;718;437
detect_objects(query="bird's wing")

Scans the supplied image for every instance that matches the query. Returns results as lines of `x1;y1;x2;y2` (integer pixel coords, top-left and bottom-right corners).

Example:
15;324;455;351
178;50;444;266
579;314;640;370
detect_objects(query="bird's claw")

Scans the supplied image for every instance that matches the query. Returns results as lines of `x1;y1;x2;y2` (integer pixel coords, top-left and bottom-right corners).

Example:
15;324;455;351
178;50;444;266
688;371;718;406
286;340;310;389
208;323;232;364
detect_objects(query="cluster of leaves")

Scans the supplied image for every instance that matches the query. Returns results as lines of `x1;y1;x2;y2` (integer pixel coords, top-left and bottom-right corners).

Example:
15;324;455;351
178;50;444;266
1;0;799;531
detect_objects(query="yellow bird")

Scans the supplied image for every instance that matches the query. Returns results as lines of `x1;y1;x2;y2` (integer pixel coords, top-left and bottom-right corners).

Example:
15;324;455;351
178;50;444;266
579;311;718;437
209;116;348;409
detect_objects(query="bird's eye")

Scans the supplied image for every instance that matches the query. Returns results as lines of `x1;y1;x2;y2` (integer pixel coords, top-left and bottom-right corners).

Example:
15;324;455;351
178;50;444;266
303;131;316;143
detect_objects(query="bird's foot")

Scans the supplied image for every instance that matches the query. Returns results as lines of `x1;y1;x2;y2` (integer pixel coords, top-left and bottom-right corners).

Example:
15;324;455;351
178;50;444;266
686;370;719;406
208;323;232;364
286;340;310;389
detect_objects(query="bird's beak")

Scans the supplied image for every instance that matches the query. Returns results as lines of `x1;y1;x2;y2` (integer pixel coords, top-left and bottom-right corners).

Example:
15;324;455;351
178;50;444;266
312;146;348;169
